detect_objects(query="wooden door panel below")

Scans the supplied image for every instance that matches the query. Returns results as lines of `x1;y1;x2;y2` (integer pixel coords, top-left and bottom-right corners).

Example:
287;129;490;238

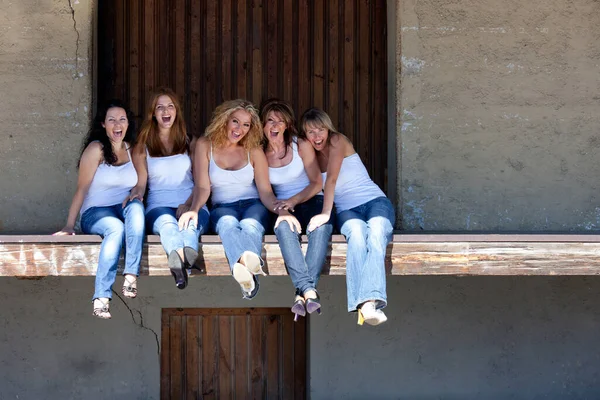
161;308;307;399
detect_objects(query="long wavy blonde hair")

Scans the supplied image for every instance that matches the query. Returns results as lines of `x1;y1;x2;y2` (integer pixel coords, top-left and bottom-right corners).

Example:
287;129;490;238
136;88;188;156
204;99;263;150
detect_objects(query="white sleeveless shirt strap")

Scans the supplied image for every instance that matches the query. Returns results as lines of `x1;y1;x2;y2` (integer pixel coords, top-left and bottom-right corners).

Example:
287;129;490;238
209;142;259;205
269;140;315;200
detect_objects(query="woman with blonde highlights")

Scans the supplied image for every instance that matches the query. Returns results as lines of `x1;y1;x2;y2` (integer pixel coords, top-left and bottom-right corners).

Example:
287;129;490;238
300;108;395;326
128;88;209;290
260;99;332;320
183;99;283;299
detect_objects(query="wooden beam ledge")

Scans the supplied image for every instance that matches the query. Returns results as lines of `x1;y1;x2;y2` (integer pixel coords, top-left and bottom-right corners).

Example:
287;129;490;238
1;234;600;277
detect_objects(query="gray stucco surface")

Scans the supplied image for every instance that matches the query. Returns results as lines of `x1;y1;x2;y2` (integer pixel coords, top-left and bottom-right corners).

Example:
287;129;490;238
1;276;599;399
0;0;92;234
398;0;600;231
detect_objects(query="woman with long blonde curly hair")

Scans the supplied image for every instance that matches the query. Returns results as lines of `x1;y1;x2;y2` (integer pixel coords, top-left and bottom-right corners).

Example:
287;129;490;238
128;88;210;290
181;99;285;299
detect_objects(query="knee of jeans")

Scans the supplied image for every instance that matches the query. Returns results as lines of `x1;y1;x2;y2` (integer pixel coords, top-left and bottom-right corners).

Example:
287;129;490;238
153;216;177;234
215;215;240;234
104;223;125;240
241;218;265;236
341;219;367;240
126;198;144;210
274;220;294;236
313;221;333;236
368;216;393;240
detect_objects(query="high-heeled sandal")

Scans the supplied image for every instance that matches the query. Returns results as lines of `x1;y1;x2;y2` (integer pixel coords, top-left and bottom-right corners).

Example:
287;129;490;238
291;296;306;321
233;263;260;299
93;298;111;319
122;275;138;298
241;251;267;276
168;250;188;290
304;291;322;315
357;301;387;326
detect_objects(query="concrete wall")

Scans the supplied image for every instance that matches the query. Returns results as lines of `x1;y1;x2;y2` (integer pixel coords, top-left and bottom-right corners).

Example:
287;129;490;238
1;276;599;399
398;0;600;231
0;0;92;234
1;0;599;232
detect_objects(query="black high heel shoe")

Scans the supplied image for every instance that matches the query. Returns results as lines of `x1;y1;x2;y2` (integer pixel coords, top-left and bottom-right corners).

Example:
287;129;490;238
168;250;188;289
291;296;306;322
305;292;321;315
183;246;203;272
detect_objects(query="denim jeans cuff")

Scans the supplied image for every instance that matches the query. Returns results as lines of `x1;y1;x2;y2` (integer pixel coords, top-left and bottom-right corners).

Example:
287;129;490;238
92;292;113;301
349;297;387;312
122;268;140;276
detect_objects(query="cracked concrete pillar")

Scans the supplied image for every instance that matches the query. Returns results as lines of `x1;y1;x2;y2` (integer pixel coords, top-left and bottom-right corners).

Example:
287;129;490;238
0;0;94;233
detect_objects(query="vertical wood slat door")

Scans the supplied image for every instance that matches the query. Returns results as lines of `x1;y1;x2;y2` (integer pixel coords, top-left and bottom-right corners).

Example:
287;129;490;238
97;0;388;192
160;308;307;399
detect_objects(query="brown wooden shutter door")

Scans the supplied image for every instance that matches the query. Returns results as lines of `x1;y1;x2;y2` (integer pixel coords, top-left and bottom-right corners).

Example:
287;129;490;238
98;0;388;192
161;308;307;399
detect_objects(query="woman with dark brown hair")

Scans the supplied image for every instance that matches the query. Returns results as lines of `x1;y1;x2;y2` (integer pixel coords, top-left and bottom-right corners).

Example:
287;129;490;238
260;99;332;320
55;99;145;319
128;88;209;290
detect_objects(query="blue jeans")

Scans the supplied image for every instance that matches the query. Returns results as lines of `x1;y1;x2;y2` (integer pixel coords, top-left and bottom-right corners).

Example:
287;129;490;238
274;196;333;295
337;196;395;312
210;198;270;271
80;199;146;300
146;207;209;255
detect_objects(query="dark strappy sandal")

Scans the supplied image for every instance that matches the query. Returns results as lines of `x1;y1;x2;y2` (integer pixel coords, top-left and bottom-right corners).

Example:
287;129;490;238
122;275;138;298
92;299;111;319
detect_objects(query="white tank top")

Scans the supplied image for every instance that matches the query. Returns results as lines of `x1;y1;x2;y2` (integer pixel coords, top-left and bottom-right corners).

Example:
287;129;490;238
209;144;259;205
331;153;385;212
146;149;194;212
269;141;318;200
80;146;138;215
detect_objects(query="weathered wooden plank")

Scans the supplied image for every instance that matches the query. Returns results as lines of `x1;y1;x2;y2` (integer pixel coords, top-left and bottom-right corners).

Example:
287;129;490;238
233;315;249;398
6;233;600;244
185;315;200;400
217;315;233;398
169;315;183;400
312;0;325;109
3;237;600;276
250;315;266;399
201;315;218;400
266;314;280;398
